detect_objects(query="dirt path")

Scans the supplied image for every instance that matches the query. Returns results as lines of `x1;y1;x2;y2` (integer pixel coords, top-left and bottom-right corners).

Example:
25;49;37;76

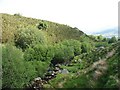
77;48;116;75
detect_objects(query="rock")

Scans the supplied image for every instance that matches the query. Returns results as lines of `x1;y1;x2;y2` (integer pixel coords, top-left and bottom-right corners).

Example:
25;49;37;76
74;60;77;63
55;64;61;67
48;70;52;74
42;80;47;84
28;77;43;89
58;70;62;73
54;67;60;71
34;77;42;81
99;46;105;49
61;69;69;74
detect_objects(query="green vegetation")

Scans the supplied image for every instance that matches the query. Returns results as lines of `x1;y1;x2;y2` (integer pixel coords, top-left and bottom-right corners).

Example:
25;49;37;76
81;41;94;53
2;45;35;88
2;13;84;44
108;36;117;44
15;28;46;50
52;43;74;65
37;21;48;30
1;13;119;89
24;44;53;62
61;39;82;55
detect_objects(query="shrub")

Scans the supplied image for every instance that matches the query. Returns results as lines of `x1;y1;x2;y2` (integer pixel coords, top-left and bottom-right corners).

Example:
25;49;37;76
14;13;22;16
51;40;82;65
97;35;104;41
31;61;49;78
62;39;82;55
2;44;33;88
108;36;117;44
104;76;118;88
52;43;74;65
15;28;46;50
37;22;47;30
24;44;53;78
95;42;109;47
81;42;93;53
24;44;54;62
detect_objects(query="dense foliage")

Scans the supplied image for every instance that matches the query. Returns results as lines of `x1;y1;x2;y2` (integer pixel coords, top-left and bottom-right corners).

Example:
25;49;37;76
52;43;74;65
2;45;30;88
15;28;46;50
61;39;82;55
1;13;119;89
108;36;117;43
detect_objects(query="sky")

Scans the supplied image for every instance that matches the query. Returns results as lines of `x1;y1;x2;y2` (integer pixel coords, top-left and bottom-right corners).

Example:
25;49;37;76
0;0;119;34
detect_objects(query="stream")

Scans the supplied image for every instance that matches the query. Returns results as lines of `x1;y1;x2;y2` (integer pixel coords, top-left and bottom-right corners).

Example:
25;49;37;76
26;64;69;90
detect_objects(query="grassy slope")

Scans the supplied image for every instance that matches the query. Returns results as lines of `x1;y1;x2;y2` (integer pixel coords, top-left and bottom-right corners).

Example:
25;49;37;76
1;13;90;44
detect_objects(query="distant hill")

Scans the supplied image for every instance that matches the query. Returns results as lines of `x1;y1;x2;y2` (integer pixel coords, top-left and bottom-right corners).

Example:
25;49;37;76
93;28;118;38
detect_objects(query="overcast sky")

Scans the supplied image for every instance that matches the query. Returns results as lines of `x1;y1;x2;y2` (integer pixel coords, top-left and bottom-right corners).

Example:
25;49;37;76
0;0;119;34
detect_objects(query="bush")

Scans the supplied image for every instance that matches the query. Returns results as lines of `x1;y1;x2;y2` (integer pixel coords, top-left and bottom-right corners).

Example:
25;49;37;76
108;36;117;44
95;42;109;47
31;61;49;78
15;28;46;50
37;22;47;30
62;39;82;55
2;44;34;88
81;42;93;53
97;35;104;41
14;13;22;16
51;40;81;65
24;44;54;62
24;44;53;78
52;43;74;65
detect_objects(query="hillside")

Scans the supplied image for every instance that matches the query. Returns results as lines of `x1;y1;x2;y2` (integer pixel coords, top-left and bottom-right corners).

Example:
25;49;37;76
1;13;119;89
1;13;89;44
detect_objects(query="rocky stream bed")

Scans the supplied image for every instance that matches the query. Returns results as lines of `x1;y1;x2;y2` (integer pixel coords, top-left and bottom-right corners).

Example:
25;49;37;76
25;64;69;90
